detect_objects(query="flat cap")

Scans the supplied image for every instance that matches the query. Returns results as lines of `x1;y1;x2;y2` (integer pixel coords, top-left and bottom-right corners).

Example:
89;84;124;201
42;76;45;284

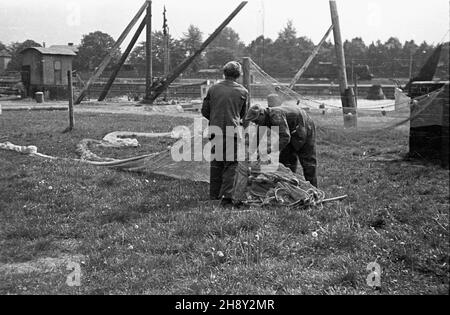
267;94;283;108
245;104;265;122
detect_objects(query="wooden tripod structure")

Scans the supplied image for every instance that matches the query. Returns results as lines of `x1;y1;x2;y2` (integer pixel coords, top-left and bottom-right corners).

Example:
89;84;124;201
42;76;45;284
146;1;248;103
75;1;248;105
75;1;150;105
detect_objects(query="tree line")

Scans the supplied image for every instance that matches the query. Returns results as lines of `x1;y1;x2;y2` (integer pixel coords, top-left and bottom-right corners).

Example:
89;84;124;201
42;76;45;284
1;21;448;80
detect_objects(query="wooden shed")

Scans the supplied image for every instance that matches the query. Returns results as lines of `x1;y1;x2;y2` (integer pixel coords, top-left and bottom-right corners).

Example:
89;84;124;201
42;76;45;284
409;81;449;168
20;47;76;99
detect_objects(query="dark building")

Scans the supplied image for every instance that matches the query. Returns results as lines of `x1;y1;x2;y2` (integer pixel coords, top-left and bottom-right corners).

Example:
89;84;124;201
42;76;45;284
20;46;76;99
409;81;449;168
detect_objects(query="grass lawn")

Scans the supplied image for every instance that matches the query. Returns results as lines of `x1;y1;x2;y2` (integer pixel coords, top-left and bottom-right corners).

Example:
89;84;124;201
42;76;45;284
0;110;448;295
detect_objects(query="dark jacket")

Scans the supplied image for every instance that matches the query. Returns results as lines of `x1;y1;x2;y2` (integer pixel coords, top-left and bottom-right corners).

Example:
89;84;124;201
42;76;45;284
264;105;315;152
201;80;248;132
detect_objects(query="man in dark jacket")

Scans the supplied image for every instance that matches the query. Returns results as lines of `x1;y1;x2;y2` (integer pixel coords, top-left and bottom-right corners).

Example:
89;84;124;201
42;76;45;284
202;61;249;205
245;104;318;187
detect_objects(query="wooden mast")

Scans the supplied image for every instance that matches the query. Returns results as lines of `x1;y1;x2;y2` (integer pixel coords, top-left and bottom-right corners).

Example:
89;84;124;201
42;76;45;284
145;0;153;103
329;0;357;128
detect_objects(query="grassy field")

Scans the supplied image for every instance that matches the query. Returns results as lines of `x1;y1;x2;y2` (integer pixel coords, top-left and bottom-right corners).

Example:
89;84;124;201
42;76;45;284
0;110;448;295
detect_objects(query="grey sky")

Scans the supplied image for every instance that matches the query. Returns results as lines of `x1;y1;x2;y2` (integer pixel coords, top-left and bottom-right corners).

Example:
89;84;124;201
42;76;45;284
0;0;449;49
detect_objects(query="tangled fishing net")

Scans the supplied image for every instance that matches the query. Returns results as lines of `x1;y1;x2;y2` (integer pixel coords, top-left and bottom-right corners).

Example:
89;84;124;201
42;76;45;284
233;162;326;209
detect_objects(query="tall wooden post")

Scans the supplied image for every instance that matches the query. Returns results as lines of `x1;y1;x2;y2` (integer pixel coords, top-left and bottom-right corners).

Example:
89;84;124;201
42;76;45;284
243;57;251;110
329;0;356;128
145;0;153;103
442;84;449;169
163;6;170;101
67;70;74;131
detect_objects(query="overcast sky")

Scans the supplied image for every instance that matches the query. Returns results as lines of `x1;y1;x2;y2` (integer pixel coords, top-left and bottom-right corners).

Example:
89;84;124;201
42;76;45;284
0;0;449;49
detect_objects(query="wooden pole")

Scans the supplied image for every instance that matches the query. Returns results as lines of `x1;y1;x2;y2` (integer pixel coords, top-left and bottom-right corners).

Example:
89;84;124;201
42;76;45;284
243;57;251;111
148;1;248;103
329;0;357;128
98;14;147;102
74;1;148;105
163;6;170;101
354;73;359;107
289;24;334;90
67;70;74;131
145;0;153;102
441;85;449;169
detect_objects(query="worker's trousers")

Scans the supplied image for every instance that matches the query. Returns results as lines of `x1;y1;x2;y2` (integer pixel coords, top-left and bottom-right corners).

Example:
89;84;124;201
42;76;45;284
210;161;238;200
209;136;239;200
279;134;318;188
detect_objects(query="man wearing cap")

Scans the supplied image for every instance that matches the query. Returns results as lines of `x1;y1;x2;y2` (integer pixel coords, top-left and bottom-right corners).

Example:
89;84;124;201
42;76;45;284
267;93;283;108
202;61;249;205
245;104;318;187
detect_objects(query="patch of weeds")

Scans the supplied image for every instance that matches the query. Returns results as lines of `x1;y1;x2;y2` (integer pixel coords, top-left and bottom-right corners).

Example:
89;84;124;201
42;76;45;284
100;208;141;225
324;264;359;291
368;208;390;230
276;211;311;235
219;215;263;237
97;173;125;187
174;215;214;239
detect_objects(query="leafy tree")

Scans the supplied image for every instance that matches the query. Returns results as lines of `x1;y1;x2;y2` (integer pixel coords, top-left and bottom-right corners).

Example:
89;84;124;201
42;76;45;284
7;39;42;71
73;31;121;71
344;37;368;62
205;47;236;68
128;31;186;76
183;25;203;55
204;27;246;68
181;25;206;73
210;27;245;54
277;20;297;43
245;35;273;69
267;21;315;76
0;41;7;52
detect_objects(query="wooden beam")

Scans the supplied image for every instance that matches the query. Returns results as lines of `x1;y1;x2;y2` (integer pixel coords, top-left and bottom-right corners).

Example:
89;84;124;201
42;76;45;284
163;6;169;77
67;70;74;131
289;24;334;90
98;14;147;102
145;1;153;102
329;0;356;127
74;1;149;104
330;0;348;95
163;6;170;101
148;1;248;103
242;57;251;110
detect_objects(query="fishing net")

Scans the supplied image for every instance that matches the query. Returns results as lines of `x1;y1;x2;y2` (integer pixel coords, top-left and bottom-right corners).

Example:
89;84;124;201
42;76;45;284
248;58;447;131
232;162;325;209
